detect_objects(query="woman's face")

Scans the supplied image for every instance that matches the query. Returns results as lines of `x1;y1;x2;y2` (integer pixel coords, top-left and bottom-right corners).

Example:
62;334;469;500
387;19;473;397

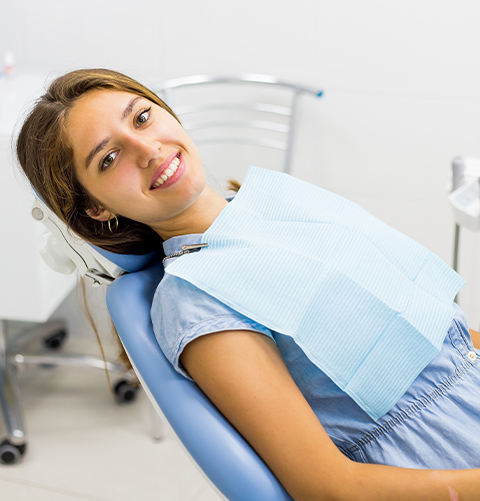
67;89;206;234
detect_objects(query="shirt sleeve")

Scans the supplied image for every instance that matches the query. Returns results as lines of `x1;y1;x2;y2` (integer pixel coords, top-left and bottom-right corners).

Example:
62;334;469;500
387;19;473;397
151;272;274;380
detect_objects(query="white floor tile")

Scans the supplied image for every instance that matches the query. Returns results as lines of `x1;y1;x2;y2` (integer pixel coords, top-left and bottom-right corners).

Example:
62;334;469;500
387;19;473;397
192;483;223;501
0;477;104;501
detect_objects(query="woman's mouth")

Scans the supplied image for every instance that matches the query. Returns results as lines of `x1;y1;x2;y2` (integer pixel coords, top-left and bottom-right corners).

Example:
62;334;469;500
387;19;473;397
150;153;182;189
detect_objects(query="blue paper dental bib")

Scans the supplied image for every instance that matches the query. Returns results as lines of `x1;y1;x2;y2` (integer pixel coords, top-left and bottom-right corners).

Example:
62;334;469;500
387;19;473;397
165;167;464;420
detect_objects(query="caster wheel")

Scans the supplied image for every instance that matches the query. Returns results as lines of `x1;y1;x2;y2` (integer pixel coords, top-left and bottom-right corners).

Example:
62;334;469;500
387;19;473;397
0;440;26;465
43;330;67;350
113;379;139;403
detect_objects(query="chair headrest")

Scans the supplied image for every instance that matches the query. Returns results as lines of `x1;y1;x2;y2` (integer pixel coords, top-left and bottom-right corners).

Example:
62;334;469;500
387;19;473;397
32;196;163;286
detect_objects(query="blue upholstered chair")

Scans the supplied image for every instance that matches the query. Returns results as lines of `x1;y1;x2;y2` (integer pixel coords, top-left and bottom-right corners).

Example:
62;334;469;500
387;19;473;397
30;194;293;501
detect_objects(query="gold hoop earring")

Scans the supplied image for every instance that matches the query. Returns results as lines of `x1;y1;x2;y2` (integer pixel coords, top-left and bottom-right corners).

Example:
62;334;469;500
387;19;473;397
107;214;119;233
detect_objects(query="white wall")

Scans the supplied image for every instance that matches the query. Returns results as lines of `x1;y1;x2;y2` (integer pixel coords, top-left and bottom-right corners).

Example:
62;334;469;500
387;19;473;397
4;0;480;330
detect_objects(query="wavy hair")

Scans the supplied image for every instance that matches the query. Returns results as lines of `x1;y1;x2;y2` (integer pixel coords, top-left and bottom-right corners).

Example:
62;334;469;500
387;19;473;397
16;69;184;374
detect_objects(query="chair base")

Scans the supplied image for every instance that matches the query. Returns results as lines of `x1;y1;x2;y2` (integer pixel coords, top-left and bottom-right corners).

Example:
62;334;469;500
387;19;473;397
0;319;133;465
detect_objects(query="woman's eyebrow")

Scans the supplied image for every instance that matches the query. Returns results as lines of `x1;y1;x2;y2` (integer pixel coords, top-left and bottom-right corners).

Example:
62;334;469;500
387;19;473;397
121;96;142;121
86;137;111;170
85;96;143;169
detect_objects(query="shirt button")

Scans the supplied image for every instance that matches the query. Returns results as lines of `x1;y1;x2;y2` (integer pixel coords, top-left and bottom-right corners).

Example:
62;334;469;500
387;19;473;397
467;351;477;362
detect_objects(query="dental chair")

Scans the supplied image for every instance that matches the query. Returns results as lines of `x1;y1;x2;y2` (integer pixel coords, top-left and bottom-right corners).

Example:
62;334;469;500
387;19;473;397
23;75;322;499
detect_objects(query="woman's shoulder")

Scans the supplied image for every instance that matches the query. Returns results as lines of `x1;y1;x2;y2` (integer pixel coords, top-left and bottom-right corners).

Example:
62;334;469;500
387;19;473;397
151;272;273;378
152;271;236;317
152;272;272;333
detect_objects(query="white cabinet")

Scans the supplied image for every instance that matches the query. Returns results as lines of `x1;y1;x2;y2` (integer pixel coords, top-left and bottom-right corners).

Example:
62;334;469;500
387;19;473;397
0;74;76;322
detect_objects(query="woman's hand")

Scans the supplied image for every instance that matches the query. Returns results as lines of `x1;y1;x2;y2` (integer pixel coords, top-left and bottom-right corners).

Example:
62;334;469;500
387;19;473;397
180;330;480;500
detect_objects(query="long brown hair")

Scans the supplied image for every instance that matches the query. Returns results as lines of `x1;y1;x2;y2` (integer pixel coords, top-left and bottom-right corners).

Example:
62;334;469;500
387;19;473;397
16;68;178;254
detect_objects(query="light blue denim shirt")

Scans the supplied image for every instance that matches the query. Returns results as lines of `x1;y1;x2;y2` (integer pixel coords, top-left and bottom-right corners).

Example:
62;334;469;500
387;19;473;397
152;233;480;469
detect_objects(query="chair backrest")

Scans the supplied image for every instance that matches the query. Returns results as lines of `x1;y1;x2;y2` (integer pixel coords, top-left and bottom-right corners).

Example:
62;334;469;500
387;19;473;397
106;261;293;501
153;74;322;189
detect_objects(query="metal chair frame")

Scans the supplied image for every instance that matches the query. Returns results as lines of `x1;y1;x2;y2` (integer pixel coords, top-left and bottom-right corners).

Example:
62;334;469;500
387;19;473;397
0;318;130;464
154;74;322;175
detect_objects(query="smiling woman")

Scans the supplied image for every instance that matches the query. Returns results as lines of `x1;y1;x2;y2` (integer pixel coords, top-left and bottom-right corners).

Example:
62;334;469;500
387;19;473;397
15;68;480;501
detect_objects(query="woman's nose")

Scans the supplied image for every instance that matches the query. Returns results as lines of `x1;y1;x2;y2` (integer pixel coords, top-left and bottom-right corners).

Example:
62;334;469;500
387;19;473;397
133;136;161;168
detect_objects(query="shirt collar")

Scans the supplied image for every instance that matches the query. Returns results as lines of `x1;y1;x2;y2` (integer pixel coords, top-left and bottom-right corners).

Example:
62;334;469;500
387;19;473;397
162;233;204;257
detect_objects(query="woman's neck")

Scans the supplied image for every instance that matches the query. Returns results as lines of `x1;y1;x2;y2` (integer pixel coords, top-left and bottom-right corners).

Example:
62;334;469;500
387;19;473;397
153;185;228;241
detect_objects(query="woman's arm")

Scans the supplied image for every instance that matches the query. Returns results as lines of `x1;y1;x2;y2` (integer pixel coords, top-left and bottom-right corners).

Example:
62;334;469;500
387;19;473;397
181;330;480;501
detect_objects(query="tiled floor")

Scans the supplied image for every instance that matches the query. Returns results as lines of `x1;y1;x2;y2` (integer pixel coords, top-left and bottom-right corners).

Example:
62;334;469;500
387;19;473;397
0;351;222;501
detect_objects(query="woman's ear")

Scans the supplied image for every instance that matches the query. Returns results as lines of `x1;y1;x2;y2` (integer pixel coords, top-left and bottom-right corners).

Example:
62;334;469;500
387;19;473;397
85;205;113;222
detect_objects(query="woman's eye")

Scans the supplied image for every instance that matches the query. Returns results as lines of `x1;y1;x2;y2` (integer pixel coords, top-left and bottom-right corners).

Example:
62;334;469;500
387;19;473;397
136;107;151;127
100;151;117;171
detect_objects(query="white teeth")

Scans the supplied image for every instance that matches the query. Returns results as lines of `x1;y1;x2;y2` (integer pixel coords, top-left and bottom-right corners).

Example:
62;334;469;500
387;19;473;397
151;155;181;189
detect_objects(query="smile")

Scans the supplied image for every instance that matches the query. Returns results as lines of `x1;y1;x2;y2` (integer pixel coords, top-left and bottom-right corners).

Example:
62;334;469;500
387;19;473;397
151;153;181;189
